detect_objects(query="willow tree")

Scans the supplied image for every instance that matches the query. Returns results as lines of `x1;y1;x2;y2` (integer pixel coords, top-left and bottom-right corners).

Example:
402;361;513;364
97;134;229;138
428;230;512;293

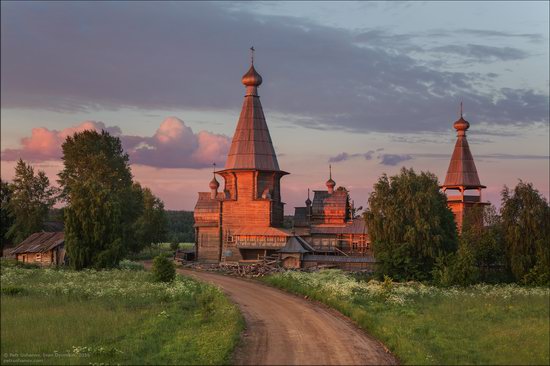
365;167;457;280
58;130;142;269
501;181;549;285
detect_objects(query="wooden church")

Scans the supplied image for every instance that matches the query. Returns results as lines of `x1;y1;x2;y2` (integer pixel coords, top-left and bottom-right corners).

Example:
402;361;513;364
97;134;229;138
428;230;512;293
193;57;369;266
194;54;486;265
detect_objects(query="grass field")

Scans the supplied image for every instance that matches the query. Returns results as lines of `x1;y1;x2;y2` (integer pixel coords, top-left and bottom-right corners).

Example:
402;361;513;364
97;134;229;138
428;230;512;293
263;270;550;365
1;260;243;365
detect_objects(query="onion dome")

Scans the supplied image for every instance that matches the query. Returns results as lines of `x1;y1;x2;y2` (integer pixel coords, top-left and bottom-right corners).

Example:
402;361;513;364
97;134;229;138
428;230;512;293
242;65;263;87
209;176;220;190
453;116;470;133
454;101;470;136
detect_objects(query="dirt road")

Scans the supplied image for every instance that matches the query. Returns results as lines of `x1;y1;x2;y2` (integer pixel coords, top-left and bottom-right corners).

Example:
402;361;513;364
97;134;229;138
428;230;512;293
179;269;398;365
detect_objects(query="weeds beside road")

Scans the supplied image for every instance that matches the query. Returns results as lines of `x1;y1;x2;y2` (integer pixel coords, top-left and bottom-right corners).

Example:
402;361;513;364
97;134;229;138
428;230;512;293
0;260;243;365
263;269;550;365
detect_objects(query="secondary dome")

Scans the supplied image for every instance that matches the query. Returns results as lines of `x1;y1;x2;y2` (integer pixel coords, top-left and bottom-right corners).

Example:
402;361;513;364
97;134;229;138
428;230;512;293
209;176;220;190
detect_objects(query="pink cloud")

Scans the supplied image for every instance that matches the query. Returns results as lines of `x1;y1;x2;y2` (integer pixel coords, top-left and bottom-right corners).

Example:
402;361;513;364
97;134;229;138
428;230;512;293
1;121;117;161
1;117;230;169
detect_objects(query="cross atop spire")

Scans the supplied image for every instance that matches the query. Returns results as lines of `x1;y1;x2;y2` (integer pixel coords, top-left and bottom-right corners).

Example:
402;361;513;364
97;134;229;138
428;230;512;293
212;162;216;175
326;165;336;193
250;46;255;65
460;100;463;118
305;188;312;206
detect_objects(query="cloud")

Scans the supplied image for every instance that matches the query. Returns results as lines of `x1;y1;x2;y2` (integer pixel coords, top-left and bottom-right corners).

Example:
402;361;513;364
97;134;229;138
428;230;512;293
457;29;544;43
1;2;548;134
379;154;414;166
328;150;375;163
430;44;528;63
1;117;231;168
1;121;120;161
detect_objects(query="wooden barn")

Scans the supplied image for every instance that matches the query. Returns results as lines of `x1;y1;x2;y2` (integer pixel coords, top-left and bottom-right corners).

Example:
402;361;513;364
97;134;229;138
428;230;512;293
10;231;65;266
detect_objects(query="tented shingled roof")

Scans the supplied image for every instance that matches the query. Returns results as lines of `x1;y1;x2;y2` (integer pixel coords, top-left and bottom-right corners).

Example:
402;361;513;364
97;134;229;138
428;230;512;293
443;130;484;188
224;66;281;171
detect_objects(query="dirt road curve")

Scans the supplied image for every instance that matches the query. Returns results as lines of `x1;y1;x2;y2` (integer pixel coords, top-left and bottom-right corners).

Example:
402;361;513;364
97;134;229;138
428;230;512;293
179;269;398;365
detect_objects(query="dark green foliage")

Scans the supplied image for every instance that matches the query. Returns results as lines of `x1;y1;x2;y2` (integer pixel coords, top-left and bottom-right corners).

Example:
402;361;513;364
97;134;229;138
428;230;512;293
59;130;140;269
6;160;56;244
432;246;480;286
1;180;14;252
0;258;40;269
434;204;509;286
1;286;25;296
501;181;550;285
152;255;176;282
118;259;145;271
165;210;194;243
133;185;168;253
366;167;458;281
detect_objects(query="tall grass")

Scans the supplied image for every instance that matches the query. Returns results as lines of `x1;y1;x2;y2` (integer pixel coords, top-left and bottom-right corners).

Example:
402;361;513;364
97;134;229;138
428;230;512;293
263;270;550;365
1;262;243;365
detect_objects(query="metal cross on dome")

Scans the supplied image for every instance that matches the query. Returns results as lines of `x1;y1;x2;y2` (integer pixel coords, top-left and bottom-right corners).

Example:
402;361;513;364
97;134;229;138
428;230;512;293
250;46;255;64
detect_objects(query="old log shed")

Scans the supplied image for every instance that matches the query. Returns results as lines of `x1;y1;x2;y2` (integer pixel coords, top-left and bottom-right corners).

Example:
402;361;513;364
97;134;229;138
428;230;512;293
10;231;65;266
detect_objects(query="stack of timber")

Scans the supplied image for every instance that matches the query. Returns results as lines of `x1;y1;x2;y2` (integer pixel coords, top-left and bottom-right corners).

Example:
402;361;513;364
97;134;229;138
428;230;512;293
179;259;285;278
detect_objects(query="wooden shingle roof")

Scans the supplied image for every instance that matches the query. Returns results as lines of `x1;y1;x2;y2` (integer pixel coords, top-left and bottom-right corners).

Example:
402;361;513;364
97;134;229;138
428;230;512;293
443;116;485;189
311;190;348;216
310;219;367;235
11;232;64;254
224;64;282;172
279;236;314;253
230;226;291;236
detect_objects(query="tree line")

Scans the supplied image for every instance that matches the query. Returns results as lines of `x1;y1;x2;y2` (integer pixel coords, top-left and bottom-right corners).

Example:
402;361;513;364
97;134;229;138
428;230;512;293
365;168;549;286
0;130;171;268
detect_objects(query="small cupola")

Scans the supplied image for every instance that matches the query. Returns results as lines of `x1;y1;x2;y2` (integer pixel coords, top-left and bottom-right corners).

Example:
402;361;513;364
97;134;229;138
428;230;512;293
209;163;220;199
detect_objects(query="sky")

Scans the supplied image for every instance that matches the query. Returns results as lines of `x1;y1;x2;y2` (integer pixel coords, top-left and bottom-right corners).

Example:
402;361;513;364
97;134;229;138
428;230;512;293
1;1;548;213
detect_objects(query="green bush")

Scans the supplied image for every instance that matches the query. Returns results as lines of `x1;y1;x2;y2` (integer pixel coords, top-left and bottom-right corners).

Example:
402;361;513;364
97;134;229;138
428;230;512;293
118;259;145;271
152;255;175;282
432;245;480;287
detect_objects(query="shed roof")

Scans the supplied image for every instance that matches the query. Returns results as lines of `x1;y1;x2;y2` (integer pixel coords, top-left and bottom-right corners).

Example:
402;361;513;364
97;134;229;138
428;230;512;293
230;226;291;236
11;232;64;254
279;236;314;253
310;219;367;234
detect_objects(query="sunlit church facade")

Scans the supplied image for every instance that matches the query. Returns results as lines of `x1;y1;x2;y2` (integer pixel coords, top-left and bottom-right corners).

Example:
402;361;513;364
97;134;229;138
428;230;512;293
194;57;486;266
